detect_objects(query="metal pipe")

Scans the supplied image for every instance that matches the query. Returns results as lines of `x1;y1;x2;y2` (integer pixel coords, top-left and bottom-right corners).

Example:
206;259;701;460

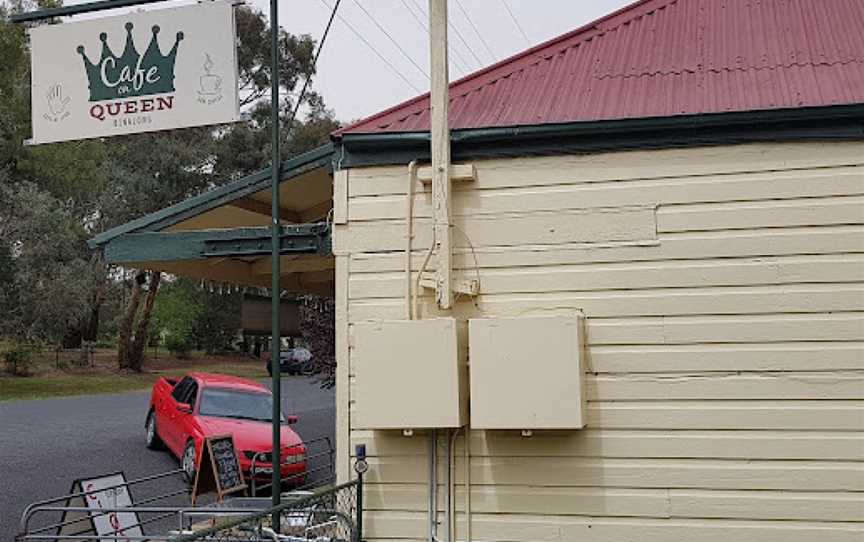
26;489;189;535
465;428;471;542
443;429;451;542
19;469;186;533
448;428;460;542
269;0;283;529
406;161;418;319
429;429;438;542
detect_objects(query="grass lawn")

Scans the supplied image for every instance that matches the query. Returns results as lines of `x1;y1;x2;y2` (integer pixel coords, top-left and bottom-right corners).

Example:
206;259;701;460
0;352;269;402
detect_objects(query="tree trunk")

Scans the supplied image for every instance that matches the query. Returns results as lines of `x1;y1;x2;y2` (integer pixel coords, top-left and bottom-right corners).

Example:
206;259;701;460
128;271;161;372
83;281;105;342
118;271;146;370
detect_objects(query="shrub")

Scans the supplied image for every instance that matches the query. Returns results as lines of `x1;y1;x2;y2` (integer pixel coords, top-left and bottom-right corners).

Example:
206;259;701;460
164;333;194;359
4;344;34;376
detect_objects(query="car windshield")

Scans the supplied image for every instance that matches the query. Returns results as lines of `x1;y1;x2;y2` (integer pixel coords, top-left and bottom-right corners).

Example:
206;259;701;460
199;388;283;422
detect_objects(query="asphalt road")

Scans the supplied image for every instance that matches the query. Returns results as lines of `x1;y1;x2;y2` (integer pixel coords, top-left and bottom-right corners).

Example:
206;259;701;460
0;376;334;540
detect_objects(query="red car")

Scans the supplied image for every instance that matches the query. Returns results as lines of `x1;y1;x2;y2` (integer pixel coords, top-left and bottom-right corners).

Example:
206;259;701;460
145;372;306;486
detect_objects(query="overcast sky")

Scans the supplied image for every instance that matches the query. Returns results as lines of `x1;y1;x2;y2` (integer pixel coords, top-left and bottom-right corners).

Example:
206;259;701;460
248;0;634;123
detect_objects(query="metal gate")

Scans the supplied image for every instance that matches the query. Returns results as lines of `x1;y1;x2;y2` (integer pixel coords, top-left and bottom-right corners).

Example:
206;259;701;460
170;480;360;542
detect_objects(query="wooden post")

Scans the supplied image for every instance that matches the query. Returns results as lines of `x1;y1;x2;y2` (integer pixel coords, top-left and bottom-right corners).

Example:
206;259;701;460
429;0;453;309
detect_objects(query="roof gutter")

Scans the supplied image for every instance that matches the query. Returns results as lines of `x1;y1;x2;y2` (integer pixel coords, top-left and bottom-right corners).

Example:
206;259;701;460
335;103;864;168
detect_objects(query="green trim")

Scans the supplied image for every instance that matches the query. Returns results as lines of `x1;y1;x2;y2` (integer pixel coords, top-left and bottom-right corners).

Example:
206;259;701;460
103;224;330;264
336;104;864;167
89;144;333;248
10;0;165;23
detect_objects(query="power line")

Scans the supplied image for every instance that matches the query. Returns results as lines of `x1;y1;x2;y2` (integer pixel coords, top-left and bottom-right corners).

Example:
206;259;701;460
409;0;484;70
351;0;430;81
286;0;341;132
398;0;469;77
399;0;427;32
454;0;497;62
500;0;530;46
317;0;422;93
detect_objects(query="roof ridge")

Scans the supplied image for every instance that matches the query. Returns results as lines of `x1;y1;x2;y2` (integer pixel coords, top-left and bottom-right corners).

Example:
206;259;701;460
334;0;678;135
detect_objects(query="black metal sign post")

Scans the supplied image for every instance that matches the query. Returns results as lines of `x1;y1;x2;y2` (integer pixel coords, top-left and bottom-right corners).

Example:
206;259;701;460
11;0;286;529
268;0;283;531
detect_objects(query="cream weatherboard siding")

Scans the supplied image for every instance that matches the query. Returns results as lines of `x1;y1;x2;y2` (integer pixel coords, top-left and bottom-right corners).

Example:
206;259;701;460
332;141;864;541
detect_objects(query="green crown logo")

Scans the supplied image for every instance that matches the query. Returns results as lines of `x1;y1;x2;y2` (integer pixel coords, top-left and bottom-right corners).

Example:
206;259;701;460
77;22;183;102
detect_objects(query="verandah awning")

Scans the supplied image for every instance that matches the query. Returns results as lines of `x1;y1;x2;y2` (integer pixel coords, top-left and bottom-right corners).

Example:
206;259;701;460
89;144;336;295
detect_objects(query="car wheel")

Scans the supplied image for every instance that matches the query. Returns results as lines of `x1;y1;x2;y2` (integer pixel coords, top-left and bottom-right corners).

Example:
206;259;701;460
182;440;197;482
145;410;163;450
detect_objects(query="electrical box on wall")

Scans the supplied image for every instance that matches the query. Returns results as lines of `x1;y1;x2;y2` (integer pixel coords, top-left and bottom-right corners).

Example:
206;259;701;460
469;315;586;429
353;318;468;429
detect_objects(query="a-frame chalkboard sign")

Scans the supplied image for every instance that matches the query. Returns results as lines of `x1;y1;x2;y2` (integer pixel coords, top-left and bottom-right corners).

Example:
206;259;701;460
191;434;247;504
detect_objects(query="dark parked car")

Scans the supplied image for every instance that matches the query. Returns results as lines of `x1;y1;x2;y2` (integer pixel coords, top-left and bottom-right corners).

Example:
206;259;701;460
265;347;312;376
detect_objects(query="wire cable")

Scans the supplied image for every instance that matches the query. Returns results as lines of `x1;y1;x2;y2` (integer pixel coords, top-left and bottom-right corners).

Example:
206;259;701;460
454;0;497;62
398;0;469;77
351;0;430;81
409;0;483;69
317;0;422;93
500;0;530;46
285;0;342;138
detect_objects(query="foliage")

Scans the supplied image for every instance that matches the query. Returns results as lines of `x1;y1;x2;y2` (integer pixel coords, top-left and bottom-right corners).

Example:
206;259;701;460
0;3;340;371
3;341;35;376
152;278;241;357
152;279;202;357
299;295;335;388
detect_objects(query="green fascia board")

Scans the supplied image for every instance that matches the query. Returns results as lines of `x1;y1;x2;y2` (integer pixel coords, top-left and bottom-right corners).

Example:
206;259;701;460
89;143;334;248
10;0;164;22
104;224;330;264
335;103;864;167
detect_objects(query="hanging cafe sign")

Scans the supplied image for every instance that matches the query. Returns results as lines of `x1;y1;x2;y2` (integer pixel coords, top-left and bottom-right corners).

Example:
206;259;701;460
28;0;240;145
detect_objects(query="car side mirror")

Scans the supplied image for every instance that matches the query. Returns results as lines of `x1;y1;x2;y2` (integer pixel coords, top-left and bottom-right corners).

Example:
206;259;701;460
176;403;192;414
286;415;298;425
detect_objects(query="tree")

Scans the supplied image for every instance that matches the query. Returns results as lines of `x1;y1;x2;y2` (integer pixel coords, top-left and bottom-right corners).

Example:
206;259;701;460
299;295;335;388
0;3;340;372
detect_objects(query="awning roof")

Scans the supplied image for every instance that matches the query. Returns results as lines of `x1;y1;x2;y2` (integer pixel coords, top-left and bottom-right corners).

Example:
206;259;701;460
90;144;336;294
90;143;334;247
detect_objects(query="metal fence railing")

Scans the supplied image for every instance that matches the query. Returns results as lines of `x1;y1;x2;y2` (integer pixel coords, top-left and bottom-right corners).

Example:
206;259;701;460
249;436;335;496
170;480;360;542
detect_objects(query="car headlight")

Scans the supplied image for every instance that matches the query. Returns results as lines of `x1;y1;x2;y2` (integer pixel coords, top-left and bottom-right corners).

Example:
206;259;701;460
282;452;306;464
244;451;272;462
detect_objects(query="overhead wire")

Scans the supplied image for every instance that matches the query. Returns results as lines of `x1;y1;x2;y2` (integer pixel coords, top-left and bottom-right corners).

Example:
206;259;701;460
351;0;430;81
398;0;469;77
454;0;497;62
500;0;531;46
409;0;484;70
317;0;423;93
284;0;341;138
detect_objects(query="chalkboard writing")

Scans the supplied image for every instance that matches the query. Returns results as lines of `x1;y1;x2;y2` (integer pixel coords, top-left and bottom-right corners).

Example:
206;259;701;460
191;434;246;503
211;436;243;493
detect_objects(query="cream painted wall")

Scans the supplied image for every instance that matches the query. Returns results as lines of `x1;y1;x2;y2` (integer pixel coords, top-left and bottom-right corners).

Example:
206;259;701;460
333;141;864;541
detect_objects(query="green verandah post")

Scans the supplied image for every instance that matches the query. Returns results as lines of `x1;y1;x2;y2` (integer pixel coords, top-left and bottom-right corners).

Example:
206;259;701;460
269;0;283;530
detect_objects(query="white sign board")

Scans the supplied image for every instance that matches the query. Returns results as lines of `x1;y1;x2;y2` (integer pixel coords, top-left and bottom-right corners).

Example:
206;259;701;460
79;472;143;541
29;1;240;145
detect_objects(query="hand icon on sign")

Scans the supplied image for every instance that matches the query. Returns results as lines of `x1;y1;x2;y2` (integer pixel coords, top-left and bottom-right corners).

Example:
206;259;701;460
46;83;70;116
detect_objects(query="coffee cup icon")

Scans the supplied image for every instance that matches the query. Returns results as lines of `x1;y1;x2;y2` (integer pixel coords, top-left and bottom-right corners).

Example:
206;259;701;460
199;54;222;95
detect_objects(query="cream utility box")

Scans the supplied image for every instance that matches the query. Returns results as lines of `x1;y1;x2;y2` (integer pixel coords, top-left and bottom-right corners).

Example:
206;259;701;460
352;318;468;429
469;315;586;429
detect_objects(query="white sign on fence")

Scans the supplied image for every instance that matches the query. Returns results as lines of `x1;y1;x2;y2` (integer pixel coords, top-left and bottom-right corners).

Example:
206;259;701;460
29;1;240;145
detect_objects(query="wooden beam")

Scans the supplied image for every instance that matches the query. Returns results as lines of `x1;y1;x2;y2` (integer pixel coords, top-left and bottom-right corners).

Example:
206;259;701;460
430;0;453;309
229;197;300;222
418;164;475;183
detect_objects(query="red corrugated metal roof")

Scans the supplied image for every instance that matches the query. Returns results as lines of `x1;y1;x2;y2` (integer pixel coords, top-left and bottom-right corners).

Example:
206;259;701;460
337;0;864;135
